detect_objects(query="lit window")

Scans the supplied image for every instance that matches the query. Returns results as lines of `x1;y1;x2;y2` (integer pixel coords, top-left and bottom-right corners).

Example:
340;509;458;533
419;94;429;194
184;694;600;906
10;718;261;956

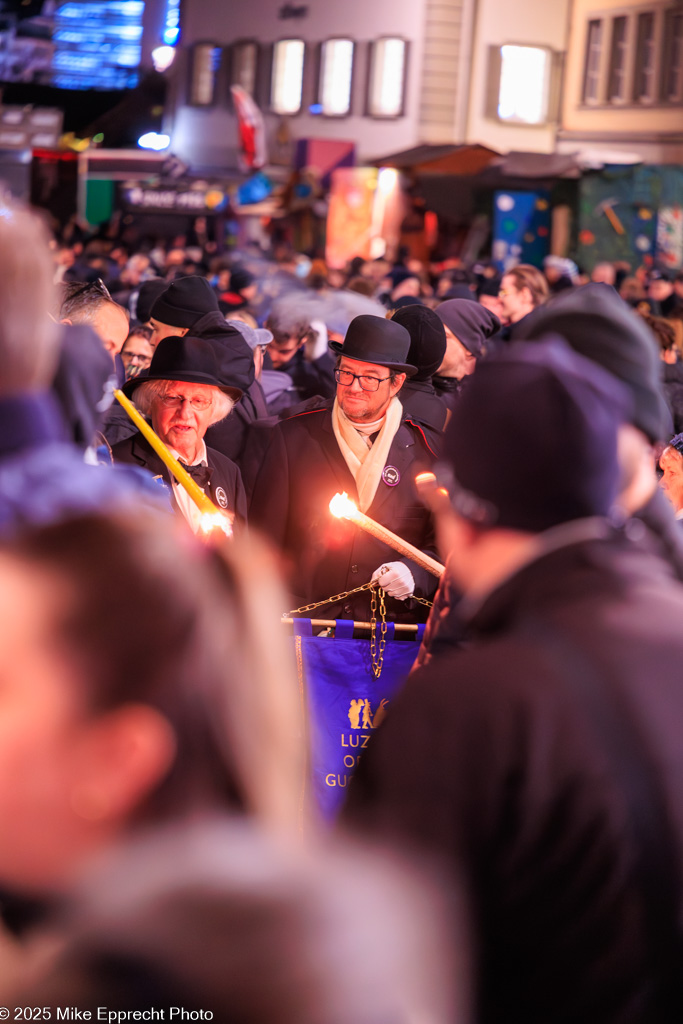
320;39;354;116
190;43;221;106
608;17;628;102
271;39;305;115
232;41;258;97
368;38;406;118
497;45;550;123
634;12;656;102
583;19;603;103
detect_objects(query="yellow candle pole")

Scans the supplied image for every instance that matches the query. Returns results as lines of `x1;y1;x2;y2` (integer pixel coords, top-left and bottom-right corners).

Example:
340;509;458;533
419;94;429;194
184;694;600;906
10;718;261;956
114;389;233;536
329;492;444;578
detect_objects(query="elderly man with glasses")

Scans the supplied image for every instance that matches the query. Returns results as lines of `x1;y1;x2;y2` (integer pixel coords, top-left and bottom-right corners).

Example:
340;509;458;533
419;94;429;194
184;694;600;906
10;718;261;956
111;336;247;531
249;315;438;623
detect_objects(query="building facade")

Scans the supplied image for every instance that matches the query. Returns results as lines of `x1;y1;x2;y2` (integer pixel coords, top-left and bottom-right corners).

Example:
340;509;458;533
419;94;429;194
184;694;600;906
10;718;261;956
165;0;571;170
558;0;683;163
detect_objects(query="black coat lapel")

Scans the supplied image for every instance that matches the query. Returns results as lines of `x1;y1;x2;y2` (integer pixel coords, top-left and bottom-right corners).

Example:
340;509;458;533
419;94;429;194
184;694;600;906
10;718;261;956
367;423;417;517
131;433;169;483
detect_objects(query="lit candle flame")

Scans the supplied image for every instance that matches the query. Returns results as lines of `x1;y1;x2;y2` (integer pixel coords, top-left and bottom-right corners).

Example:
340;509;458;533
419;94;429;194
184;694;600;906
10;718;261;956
198;511;234;538
329;492;360;520
415;472;437;486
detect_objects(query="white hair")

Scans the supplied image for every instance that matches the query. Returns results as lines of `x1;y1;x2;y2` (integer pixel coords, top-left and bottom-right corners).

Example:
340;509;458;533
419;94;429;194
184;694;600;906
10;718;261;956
0;202;59;395
134;379;234;426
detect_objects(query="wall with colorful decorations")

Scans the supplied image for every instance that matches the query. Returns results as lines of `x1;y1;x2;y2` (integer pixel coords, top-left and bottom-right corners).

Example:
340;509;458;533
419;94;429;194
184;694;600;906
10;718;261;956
577;166;683;273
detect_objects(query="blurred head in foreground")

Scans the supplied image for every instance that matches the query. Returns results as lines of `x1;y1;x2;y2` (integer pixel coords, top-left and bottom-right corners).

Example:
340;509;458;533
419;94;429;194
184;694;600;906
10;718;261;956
0;512;304;898
11;822;463;1024
0;201;59;398
426;338;629;588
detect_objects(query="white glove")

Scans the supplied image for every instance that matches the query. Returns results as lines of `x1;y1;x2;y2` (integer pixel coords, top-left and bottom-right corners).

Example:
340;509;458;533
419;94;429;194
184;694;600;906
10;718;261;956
305;319;329;362
371;561;415;600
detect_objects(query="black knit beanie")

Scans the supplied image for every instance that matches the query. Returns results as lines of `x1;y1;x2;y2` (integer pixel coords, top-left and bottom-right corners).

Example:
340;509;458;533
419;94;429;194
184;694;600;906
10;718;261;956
150;276;219;329
518;283;671;443
391;304;447;381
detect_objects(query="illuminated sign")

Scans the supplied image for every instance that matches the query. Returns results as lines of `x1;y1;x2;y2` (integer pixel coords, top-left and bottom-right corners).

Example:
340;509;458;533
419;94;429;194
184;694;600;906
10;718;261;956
163;0;180;46
121;182;230;214
52;0;145;90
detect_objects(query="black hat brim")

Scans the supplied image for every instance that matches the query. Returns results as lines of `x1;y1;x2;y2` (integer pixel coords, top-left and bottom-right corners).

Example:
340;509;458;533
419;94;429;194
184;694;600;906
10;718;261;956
329;340;418;376
123;370;243;404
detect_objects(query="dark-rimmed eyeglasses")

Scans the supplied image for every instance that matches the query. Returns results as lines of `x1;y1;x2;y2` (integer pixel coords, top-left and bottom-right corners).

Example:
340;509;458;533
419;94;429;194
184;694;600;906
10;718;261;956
334;369;392;392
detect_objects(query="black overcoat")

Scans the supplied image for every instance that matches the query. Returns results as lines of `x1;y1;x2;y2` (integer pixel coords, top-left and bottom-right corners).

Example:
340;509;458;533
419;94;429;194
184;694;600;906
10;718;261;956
111;431;247;525
347;527;683;1023
249;403;438;621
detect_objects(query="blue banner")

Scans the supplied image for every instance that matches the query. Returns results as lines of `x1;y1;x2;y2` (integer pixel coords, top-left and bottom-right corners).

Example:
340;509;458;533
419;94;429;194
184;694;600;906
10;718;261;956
293;619;424;819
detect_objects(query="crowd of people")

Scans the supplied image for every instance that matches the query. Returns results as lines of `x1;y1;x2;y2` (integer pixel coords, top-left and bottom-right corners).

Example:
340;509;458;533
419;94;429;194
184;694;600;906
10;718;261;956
2;202;683;1022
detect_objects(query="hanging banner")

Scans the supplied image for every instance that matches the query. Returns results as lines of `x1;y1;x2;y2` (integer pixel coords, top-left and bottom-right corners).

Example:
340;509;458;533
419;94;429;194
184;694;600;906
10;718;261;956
231;85;267;171
294;619;424;819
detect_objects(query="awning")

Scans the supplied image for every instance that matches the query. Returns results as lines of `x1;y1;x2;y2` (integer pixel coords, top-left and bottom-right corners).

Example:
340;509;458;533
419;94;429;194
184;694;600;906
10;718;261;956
371;143;500;176
478;150;583;182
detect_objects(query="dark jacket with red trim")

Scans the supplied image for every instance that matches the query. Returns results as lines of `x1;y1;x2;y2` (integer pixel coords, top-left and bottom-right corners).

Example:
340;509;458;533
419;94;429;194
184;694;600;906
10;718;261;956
249;401;438;622
398;379;448;451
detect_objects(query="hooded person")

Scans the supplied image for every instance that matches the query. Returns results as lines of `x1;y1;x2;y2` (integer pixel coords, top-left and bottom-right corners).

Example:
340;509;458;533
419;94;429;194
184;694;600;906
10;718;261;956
52;324;118;453
390;305;448;445
144;276;260;467
110;336;247;531
434;299;501;405
516;282;683;580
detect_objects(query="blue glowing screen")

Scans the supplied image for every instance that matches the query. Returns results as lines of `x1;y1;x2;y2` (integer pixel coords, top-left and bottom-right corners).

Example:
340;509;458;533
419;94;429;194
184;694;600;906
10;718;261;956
0;0;149;90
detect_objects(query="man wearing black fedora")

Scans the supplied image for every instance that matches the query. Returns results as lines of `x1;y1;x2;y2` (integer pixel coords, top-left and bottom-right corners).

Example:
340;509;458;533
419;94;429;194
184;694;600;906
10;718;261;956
111;336;247;530
249;315;438;621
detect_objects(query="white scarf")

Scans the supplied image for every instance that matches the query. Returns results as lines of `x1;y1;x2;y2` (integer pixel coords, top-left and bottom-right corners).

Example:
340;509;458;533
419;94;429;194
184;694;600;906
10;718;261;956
332;396;403;511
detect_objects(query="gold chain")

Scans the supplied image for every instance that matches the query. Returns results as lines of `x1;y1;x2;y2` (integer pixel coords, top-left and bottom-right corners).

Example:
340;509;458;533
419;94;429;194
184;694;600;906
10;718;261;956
284;582;376;617
369;585;387;679
285;584;433;682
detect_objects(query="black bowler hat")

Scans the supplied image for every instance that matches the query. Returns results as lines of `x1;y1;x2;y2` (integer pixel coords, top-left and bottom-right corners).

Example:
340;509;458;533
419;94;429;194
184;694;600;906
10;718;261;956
330;314;417;375
124;336;243;403
150;276;219;329
441;337;631;533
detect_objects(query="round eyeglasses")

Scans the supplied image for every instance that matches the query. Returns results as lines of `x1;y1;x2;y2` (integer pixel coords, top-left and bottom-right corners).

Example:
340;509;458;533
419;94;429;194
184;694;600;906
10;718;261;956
160;393;213;411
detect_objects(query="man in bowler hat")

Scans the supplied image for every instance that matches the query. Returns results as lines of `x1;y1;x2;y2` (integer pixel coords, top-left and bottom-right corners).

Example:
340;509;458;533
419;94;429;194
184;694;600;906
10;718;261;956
249;315;438;622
